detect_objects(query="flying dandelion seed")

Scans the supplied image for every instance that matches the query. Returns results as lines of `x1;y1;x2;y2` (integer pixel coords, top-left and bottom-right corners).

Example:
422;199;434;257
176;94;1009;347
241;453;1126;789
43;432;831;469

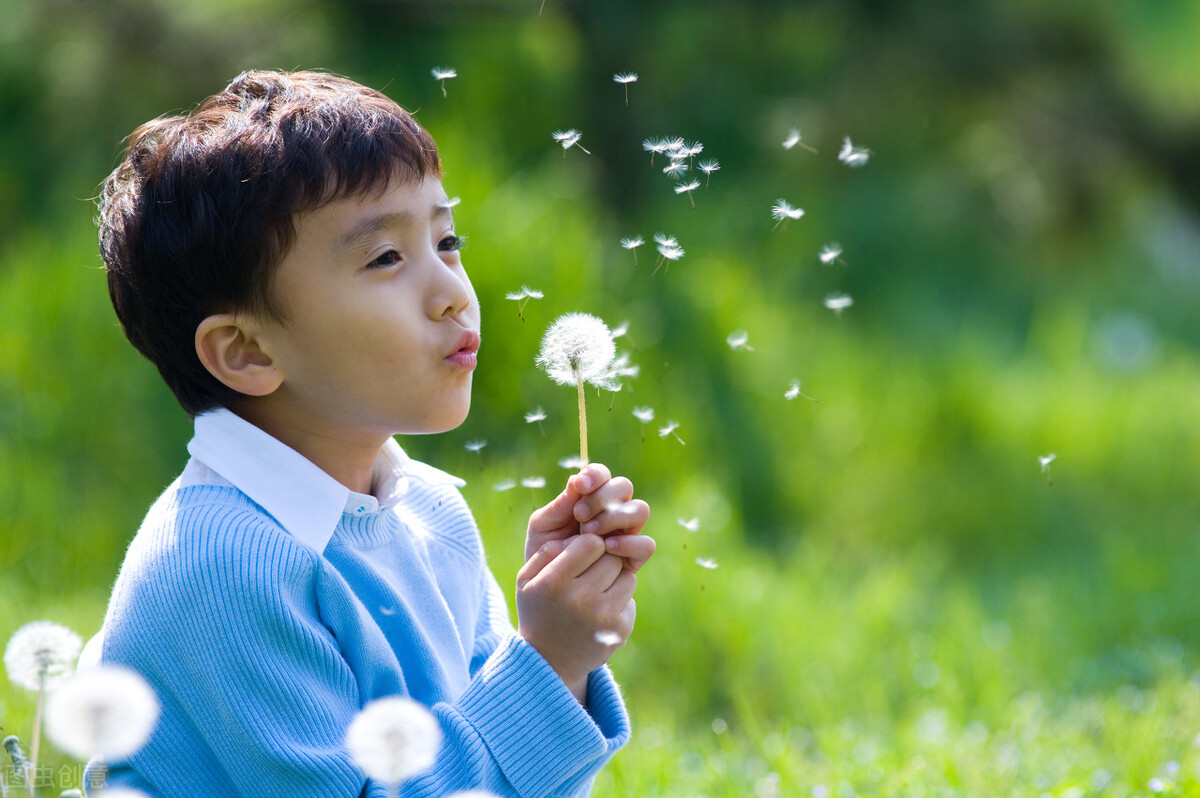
824;294;854;314
558;454;585;470
437;196;462;210
675;179;701;210
1039;453;1057;485
611;321;629;340
782;128;818;153
525;406;547;438
698;159;720;186
620;236;644;267
464;440;487;453
658;420;686;445
613;72;638;106
653;236;685;275
45;665;160;762
726;330;754;351
695;558;719;570
771;199;805;231
493;480;516;492
536;313;617;466
819;243;845;266
431;67;457;97
552;129;591;157
504;285;543;321
345;696;441;788
678;517;701;532
785;378;818;402
521;476;546;489
838;136;872;167
642;137;672;166
663;160;689;177
595;630;622;647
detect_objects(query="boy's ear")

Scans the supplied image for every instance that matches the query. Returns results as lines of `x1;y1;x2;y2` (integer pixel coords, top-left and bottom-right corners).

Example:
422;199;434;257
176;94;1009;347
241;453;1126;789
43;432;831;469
194;314;284;397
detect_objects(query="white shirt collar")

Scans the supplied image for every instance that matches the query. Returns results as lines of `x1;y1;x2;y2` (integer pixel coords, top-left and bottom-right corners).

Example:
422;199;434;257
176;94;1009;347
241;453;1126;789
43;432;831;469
185;408;465;552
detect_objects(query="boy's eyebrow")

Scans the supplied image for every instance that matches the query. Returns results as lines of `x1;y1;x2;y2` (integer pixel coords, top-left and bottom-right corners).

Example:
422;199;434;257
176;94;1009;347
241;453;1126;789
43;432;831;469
333;205;455;254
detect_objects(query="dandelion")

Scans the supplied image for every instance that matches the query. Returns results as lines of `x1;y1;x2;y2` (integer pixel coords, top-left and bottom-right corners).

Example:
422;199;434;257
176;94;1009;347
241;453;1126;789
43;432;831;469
493;480;516;492
838;135;872;167
505;285;543;321
5;620;82;766
658;420;686;445
431;67;457;97
678;517;700;532
1039;452;1056;485
536;313;617;466
345;696;441;795
45;665;160;762
620;236;644;267
726;330;754;351
771;199;805;231
695;557;719;570
824;294;854;315
785;378;818;403
551;129;591;157
698;159;720;187
819;243;845;266
613;72;638;106
675;179;701;210
782;128;818;153
521;476;546;489
525;406;547;438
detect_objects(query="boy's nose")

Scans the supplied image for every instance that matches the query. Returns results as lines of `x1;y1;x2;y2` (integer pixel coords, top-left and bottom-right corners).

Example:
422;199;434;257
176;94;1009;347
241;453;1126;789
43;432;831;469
430;262;474;320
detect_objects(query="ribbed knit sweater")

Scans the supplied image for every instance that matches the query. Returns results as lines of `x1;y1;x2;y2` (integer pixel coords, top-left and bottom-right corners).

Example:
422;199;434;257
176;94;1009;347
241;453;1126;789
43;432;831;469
85;412;629;797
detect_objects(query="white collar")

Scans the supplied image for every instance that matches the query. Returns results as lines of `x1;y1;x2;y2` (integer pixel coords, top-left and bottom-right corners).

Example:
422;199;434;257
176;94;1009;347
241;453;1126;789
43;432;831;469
186;408;465;552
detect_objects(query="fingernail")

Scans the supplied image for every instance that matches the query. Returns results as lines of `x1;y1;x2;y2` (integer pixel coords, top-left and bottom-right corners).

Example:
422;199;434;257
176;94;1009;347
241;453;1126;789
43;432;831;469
578;473;593;492
582;520;598;535
605;537;619;551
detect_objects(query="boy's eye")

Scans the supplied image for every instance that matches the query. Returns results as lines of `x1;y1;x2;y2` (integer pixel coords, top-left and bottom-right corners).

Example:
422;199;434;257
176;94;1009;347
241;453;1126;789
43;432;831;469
367;249;401;270
439;234;466;253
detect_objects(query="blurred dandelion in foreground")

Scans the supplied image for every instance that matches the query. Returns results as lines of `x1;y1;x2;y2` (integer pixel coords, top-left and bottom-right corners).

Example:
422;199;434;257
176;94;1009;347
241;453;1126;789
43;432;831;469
782;128;818;153
5;620;83;766
698;159;720;186
431;67;457;97
552;129;591;157
726;330;754;351
537;313;617;466
613;72;638;106
45;664;160;762
675;179;701;210
819;243;845;266
785;378;818;403
695;558;719;570
521;476;546;489
838;136;872;167
824;294;853;315
771;199;805;231
658;420;686;445
505;285;543;321
678;517;700;532
345;696;441;793
620;236;644;267
1039;453;1056;485
525;406;547;438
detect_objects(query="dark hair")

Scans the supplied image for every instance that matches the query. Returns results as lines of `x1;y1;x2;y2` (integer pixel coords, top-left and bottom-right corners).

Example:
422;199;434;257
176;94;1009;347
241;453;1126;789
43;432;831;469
98;70;442;415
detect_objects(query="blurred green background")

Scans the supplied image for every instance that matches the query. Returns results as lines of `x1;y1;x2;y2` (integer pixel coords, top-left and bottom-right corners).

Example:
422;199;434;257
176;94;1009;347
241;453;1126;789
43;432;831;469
4;0;1200;794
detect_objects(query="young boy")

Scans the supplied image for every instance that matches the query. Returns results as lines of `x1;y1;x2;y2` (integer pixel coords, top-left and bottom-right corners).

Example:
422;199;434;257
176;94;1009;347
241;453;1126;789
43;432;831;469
84;69;655;797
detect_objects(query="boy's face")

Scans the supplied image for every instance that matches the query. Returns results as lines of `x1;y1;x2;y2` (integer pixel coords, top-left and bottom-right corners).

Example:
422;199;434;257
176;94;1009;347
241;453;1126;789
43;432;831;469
254;175;480;441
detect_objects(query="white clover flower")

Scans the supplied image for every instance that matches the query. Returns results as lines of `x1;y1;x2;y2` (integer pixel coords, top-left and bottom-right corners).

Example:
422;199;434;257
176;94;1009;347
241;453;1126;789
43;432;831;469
613;72;638;106
824;294;853;314
678;517;700;532
45;665;160;761
726;330;754;351
698;159;720;186
4;620;82;691
431;67;457;97
782;128;818;153
551;129;591;156
819;243;844;266
771;199;805;231
632;406;655;424
658;420;685;445
537;314;617;389
785;378;818;403
695;557;719;570
345;696;441;786
521;476;546;489
838;136;872;167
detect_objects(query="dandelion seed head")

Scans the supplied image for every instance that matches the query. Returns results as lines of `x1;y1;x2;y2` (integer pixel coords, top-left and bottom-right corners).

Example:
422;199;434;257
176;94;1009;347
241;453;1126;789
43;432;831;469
695;557;719;570
431;67;457;80
819;243;843;265
493;480;516;492
536;313;617;388
633;406;655;423
464;440;487;453
824;294;854;312
4;620;82;691
525;407;547;424
675;180;701;194
726;330;753;351
345;696;441;785
613;72;638;84
521;476;546;489
771;200;805;221
45;664;160;761
678;517;700;532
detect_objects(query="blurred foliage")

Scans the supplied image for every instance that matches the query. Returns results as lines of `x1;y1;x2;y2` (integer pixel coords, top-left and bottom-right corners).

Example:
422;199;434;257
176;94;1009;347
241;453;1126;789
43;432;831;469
4;0;1200;794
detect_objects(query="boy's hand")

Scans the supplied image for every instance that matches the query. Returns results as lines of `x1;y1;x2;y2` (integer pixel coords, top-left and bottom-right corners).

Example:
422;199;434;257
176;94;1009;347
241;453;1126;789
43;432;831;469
525;463;654;572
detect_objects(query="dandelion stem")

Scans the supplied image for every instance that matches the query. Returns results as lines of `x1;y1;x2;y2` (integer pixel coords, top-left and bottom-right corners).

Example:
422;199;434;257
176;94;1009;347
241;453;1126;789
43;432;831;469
30;683;44;769
577;376;589;466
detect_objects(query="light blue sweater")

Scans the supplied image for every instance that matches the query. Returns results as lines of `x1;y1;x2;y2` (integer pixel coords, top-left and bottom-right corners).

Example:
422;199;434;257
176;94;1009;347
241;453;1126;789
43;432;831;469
86;413;629;797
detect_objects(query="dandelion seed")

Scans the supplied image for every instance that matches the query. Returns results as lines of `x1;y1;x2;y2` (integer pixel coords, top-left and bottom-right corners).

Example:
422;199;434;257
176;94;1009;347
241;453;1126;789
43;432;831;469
611;320;630;340
678;517;700;532
345;696;441;787
653;237;685;275
782;127;818;153
595;630;622;647
521;476;546;489
771;199;805;231
633;406;655;424
620;236;644;267
552;129;591;157
838;136;872;167
698;159;720;187
824;294;853;314
437;196;462;210
537;313;617;466
819;243;845;266
431;67;457;97
45;665;160;762
493;480;516;492
505;285;543;321
726;330;754;351
642;137;672;166
558;455;585;470
658;420;686;445
663;160;689;177
785;378;818;402
464;440;487;453
613;72;638;106
1039;453;1056;485
695;557;719;570
675;179;701;210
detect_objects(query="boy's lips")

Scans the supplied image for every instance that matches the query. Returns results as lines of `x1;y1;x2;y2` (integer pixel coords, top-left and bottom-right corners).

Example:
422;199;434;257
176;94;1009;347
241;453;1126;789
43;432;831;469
445;330;480;369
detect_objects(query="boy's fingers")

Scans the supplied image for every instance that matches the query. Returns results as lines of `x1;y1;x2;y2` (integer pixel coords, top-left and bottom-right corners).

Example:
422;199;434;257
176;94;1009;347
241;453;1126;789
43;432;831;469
577;550;627;592
573;477;636;524
568;463;612;497
580;497;649;537
527;482;584;535
537;533;608;581
516;538;568;586
604;534;656;571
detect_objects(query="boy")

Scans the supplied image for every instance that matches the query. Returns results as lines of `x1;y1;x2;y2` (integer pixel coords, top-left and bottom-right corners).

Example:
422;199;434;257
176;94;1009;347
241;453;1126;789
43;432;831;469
84;69;655;796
